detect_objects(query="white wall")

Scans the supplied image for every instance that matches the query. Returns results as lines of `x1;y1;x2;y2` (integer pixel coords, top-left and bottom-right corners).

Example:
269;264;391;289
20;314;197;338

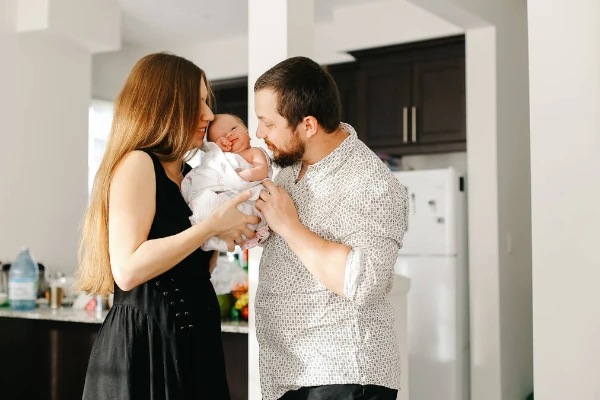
6;33;90;273
528;1;600;399
402;152;467;174
92;0;463;101
333;0;462;52
0;2;19;261
409;1;533;399
0;2;120;275
494;6;532;400
18;0;120;53
464;26;502;400
92;42;156;101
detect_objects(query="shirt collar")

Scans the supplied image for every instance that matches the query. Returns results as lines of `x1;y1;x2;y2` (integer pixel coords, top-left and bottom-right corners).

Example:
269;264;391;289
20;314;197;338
291;122;358;181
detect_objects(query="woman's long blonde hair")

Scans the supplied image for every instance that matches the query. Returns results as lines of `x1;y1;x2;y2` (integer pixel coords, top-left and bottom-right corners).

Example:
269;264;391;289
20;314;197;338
75;52;212;296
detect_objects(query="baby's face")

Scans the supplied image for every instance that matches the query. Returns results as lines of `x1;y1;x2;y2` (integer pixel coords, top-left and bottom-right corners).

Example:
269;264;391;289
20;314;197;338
208;115;251;154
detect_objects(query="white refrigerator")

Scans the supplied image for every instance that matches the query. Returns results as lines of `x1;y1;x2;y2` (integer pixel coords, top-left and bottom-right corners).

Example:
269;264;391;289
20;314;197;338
392;168;469;400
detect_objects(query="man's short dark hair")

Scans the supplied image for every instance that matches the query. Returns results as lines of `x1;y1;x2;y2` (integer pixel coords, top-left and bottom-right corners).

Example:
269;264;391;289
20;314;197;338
254;56;342;133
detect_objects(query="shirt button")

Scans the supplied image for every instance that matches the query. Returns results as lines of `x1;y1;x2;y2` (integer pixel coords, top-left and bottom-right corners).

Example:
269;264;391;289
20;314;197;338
188;325;194;330
175;288;180;292
163;291;169;296
170;302;175;306
180;299;185;304
155;281;161;286
175;313;181;318
184;312;190;316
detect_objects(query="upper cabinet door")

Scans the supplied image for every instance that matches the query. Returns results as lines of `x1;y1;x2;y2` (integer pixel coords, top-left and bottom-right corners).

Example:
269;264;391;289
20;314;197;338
351;35;466;156
328;63;359;129
358;62;412;148
211;78;249;126
412;57;466;145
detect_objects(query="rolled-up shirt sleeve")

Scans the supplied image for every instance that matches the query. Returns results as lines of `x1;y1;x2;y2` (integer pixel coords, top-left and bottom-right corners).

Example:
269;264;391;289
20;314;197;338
341;179;408;305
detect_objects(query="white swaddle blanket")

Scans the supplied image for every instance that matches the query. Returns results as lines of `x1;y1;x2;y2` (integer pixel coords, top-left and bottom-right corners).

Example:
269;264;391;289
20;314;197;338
181;142;271;252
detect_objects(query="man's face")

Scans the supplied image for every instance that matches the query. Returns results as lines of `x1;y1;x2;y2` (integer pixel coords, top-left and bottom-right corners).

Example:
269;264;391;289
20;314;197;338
254;88;305;167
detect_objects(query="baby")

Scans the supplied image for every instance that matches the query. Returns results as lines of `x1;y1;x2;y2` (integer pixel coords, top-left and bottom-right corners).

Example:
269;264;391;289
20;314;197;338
181;114;271;252
208;114;269;182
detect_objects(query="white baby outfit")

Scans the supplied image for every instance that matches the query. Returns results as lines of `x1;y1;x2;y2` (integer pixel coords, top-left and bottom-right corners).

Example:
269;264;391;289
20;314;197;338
181;142;272;252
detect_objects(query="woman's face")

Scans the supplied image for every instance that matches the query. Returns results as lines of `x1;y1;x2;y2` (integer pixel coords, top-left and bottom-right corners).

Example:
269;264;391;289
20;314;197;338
191;78;214;149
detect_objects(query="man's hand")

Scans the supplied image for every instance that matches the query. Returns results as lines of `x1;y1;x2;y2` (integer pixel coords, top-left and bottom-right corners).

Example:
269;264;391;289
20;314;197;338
255;180;301;239
256;179;350;297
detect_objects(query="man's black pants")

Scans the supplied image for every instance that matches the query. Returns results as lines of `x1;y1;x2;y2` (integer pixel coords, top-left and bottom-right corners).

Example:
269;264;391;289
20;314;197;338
279;384;398;400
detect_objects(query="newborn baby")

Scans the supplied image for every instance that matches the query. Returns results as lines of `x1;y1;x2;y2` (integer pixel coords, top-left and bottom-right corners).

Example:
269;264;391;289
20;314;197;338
208;114;269;182
181;114;271;252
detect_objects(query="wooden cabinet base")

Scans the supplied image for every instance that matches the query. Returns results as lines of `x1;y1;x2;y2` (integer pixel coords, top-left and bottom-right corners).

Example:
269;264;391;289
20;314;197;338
0;317;249;400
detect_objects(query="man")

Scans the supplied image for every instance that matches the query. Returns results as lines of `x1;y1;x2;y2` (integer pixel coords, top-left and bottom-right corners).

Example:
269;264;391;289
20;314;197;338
254;56;408;400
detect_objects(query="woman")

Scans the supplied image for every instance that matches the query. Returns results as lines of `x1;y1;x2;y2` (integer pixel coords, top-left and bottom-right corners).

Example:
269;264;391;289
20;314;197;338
76;52;259;399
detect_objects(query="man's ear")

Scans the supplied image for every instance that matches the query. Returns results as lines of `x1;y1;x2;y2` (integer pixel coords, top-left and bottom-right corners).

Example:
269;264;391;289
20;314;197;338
303;116;318;139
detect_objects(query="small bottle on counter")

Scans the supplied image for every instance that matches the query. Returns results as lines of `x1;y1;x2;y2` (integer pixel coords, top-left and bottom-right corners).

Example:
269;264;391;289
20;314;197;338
8;247;39;311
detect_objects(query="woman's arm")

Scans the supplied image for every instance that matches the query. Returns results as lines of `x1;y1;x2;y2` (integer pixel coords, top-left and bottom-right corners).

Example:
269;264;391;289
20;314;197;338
108;151;258;291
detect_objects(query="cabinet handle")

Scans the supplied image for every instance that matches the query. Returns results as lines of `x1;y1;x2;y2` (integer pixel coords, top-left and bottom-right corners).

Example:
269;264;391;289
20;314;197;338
403;107;408;143
411;106;417;142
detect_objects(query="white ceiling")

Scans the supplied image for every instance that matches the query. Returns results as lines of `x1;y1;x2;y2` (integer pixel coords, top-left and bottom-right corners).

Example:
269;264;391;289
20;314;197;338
117;0;373;48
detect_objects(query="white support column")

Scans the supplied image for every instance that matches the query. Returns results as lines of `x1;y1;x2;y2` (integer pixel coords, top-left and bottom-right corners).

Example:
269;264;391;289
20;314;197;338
0;2;19;255
528;1;600;399
247;0;314;147
408;1;533;399
247;1;314;398
0;0;120;273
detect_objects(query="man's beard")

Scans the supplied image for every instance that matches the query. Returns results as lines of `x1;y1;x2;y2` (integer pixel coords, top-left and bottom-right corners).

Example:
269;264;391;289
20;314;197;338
269;133;305;168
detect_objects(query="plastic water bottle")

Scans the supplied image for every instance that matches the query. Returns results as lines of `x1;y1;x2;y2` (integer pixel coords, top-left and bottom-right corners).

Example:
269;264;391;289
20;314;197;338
8;247;39;311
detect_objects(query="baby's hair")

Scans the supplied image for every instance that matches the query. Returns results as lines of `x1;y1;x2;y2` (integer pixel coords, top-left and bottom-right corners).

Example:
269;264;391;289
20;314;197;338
207;113;248;142
228;114;247;131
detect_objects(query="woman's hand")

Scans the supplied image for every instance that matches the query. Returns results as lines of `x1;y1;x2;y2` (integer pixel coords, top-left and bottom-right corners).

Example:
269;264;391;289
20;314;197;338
209;190;261;251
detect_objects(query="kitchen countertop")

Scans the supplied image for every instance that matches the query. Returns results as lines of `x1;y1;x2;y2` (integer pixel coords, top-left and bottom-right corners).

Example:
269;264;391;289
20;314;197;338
0;306;249;333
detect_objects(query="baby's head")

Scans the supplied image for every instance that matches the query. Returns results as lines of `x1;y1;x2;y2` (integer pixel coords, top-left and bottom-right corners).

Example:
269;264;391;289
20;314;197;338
207;114;251;154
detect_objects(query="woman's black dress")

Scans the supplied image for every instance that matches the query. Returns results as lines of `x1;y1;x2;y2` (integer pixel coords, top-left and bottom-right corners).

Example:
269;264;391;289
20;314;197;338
82;151;230;399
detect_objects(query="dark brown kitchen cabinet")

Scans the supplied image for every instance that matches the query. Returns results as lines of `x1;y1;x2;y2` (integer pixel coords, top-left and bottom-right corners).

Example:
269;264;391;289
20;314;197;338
350;35;466;155
212;77;249;126
356;62;411;148
326;62;359;130
413;57;465;146
0;316;249;400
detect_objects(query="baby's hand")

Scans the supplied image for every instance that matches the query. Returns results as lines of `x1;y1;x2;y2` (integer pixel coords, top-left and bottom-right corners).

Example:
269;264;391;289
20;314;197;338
216;136;232;152
237;169;253;182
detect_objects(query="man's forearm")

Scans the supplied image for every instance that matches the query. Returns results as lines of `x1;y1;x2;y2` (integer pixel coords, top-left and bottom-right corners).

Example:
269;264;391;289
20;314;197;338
280;222;351;297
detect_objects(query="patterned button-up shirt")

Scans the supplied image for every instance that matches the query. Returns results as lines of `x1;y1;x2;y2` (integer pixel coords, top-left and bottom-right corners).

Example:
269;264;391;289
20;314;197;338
255;123;409;400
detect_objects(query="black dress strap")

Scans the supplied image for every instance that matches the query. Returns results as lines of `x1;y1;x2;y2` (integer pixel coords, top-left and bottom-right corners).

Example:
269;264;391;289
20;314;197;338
138;149;165;180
